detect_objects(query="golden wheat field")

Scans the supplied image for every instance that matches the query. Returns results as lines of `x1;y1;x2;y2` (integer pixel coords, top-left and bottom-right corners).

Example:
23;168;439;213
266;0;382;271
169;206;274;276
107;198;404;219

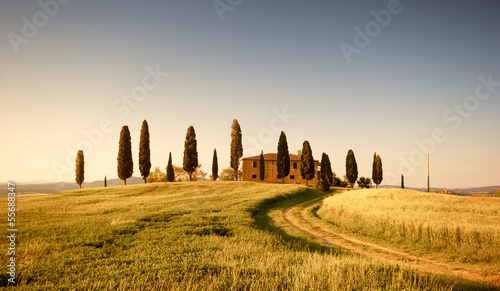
2;182;492;290
317;189;500;268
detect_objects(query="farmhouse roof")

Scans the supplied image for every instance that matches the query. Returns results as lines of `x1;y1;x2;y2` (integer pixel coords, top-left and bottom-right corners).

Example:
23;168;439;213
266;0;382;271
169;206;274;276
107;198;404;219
242;153;318;162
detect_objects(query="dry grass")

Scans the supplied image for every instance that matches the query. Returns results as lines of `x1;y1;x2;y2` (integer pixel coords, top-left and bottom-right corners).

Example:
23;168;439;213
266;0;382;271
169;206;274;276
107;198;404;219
0;183;488;290
317;189;500;267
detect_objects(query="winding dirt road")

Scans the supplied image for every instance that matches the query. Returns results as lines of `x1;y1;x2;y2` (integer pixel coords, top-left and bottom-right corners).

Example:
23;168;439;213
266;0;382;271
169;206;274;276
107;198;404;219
282;194;500;287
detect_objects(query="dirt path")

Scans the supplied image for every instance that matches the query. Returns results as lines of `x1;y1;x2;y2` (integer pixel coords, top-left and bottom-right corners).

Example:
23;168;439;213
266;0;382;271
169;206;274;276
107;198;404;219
282;194;500;287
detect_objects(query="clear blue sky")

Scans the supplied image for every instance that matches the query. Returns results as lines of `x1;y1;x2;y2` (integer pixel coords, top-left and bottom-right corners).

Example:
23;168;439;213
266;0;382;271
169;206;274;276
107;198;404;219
1;0;499;188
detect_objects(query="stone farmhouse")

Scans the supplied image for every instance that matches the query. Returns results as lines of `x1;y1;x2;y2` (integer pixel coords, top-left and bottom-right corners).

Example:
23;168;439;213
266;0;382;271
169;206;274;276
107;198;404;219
241;151;319;184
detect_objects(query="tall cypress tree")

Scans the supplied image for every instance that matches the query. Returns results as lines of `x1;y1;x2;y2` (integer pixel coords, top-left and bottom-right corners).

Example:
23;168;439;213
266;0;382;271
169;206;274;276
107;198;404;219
345;149;358;188
300;141;315;186
212;149;218;181
230;119;243;181
139;120;151;183
277;131;290;183
372;153;383;188
183;126;198;181
117;125;133;185
167;152;174;182
75;150;84;189
104;176;107;187
320;153;333;185
401;174;405;189
259;150;265;181
377;155;383;186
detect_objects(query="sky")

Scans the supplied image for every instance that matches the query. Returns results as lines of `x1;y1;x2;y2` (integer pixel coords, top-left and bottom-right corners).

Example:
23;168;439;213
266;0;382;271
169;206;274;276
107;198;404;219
1;0;499;188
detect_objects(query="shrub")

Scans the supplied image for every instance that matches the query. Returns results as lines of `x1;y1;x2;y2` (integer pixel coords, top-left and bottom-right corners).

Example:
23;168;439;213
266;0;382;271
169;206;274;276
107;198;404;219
333;176;348;187
357;177;372;189
315;180;330;191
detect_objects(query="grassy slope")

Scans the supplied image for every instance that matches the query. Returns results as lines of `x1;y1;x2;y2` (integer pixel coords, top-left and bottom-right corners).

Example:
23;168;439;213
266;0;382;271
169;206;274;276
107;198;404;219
317;189;500;270
0;182;479;290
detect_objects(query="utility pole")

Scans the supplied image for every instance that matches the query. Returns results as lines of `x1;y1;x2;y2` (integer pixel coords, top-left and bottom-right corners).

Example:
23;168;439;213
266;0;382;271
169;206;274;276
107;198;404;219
427;153;430;192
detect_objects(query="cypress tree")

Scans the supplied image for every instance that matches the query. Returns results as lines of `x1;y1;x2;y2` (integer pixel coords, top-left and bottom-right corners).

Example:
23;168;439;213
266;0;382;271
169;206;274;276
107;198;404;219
183;126;198;181
212;149;218;181
345;149;358;188
300;141;315;186
167;152;174;182
320;153;334;185
230;119;243;181
117;125;134;185
259;150;265;181
75;150;84;189
401;174;405;189
139;120;151;183
276;131;290;183
104;176;107;187
372;153;383;188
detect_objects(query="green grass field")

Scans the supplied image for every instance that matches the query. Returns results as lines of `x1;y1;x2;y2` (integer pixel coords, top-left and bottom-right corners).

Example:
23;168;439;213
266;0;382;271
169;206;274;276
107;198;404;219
0;182;494;290
317;189;500;270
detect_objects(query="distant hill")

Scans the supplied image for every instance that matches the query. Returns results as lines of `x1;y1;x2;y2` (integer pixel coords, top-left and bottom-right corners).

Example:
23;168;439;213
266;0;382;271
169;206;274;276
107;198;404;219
0;177;144;196
380;185;500;196
455;185;500;193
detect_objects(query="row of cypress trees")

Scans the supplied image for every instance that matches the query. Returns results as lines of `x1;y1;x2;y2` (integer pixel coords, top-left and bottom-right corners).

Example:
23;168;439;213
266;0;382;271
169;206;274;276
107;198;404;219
332;149;384;188
273;131;384;188
75;120;149;188
76;119;383;188
116;121;151;185
117;123;201;184
78;119;244;186
275;131;331;186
